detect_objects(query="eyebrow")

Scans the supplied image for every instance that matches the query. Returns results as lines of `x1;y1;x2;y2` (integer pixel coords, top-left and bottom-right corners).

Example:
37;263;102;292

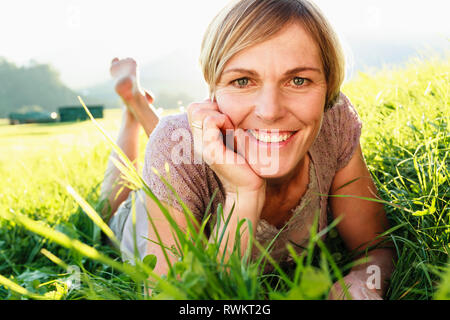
222;66;322;77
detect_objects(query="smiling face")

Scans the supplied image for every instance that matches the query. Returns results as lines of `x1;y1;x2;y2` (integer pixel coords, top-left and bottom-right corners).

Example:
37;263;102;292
215;22;327;181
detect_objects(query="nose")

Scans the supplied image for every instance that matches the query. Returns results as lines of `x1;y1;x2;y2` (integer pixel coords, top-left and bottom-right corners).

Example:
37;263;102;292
254;85;286;124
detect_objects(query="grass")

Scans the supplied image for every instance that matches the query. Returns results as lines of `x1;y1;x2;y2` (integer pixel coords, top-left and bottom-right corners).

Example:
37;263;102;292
343;55;450;299
0;55;449;300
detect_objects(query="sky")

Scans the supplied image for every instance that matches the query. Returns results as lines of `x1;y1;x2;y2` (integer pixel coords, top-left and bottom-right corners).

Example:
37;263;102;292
1;0;448;89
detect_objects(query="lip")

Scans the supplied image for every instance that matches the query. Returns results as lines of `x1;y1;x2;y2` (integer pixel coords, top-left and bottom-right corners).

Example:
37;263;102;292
244;129;299;148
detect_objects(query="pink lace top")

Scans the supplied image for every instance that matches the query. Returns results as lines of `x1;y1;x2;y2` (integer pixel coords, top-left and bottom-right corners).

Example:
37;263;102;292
142;92;362;266
251;157;320;268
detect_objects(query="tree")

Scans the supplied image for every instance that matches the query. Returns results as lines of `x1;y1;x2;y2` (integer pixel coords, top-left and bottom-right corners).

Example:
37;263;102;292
0;58;79;117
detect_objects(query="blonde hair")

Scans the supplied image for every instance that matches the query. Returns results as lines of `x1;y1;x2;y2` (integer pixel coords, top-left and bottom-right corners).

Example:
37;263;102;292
199;0;345;111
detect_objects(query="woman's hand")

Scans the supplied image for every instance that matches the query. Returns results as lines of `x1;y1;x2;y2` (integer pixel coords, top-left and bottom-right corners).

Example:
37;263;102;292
188;100;266;261
328;271;383;300
186;99;266;198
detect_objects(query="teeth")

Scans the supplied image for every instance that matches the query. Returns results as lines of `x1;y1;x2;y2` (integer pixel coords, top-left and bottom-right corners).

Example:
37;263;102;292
248;130;295;143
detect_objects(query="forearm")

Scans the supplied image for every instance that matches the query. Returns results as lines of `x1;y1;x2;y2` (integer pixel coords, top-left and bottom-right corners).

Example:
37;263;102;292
146;218;183;282
210;190;265;262
147;239;179;279
145;237;180;297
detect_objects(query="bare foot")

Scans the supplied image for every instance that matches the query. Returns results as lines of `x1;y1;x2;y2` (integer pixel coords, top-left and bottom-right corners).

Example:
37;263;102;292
110;57;159;136
110;57;154;109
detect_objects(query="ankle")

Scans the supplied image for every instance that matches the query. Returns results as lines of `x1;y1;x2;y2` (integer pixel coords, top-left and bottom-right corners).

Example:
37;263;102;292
125;89;146;109
122;107;140;128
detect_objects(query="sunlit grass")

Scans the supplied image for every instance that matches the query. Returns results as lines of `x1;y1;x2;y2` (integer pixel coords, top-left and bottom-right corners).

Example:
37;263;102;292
343;55;450;300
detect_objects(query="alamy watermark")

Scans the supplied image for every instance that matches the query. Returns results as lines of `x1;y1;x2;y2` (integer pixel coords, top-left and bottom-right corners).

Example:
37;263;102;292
66;2;81;30
366;265;381;290
65;265;81;291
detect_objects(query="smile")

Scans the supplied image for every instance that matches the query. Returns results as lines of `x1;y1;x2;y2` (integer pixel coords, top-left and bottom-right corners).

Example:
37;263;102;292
247;129;298;144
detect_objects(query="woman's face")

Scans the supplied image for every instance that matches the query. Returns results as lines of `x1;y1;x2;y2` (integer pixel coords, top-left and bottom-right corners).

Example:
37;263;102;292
215;22;327;180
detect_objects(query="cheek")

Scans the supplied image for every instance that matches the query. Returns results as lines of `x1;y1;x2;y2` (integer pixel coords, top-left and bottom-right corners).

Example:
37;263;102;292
287;93;325;125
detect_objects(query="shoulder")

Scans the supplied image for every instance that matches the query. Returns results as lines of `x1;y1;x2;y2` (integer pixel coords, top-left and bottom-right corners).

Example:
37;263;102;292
144;113;193;160
311;92;363;173
160;112;190;128
142;112;225;220
147;113;191;143
143;112;197;175
323;92;362;133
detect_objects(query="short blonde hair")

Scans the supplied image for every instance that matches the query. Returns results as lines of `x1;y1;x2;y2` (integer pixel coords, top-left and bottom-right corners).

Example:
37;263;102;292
199;0;345;111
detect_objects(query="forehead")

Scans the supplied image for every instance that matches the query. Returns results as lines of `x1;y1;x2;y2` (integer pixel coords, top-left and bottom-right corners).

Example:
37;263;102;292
223;22;322;73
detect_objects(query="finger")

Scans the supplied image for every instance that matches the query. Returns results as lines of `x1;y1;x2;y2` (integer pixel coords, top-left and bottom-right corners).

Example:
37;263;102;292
203;114;227;142
201;114;228;166
188;103;234;136
190;109;219;160
203;120;253;177
199;100;234;130
187;100;220;118
202;114;247;165
233;127;248;157
186;100;219;130
190;109;234;157
187;102;235;159
189;109;218;130
190;108;234;130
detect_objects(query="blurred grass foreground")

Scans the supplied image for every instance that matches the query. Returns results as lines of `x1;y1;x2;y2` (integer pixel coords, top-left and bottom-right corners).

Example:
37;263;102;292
0;56;449;300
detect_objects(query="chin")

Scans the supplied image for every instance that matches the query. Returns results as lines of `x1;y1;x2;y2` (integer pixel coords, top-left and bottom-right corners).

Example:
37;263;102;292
249;160;295;179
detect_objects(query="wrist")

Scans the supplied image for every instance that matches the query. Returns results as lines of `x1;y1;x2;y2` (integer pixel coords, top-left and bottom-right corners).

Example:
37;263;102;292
225;186;266;209
213;188;265;261
225;182;266;200
121;107;140;128
224;188;265;224
349;248;395;296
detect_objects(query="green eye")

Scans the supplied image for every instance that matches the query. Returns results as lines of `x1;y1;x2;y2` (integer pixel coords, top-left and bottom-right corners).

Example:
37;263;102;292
235;78;249;87
293;77;305;86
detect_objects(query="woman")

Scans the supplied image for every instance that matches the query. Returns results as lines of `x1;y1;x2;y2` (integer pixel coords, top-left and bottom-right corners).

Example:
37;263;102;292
102;0;395;300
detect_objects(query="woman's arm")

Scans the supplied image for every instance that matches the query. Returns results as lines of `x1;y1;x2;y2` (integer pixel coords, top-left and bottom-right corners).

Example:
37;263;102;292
145;196;193;279
210;189;266;262
328;143;396;299
145;188;266;279
186;99;268;260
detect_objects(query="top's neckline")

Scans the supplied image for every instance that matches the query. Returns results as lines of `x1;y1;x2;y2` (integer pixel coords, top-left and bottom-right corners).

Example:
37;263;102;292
258;153;318;233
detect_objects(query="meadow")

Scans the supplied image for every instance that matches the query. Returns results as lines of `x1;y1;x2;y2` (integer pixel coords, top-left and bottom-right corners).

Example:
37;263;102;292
0;56;448;300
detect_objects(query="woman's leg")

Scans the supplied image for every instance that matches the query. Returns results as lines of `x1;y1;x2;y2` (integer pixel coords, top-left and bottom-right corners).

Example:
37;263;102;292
100;58;159;222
